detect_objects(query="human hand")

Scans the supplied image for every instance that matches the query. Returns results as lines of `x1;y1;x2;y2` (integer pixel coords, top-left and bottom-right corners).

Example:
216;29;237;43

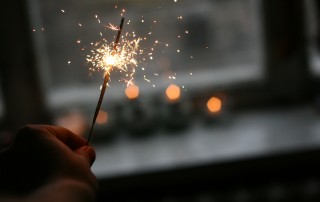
0;125;98;202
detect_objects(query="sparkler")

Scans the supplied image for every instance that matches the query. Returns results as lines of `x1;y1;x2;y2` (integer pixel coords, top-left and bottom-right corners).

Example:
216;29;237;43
87;17;125;145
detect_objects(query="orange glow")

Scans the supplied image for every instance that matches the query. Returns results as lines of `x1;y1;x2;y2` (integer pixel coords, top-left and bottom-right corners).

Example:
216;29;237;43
96;110;108;124
125;85;139;99
55;111;87;136
166;84;181;101
207;97;222;113
86;35;141;85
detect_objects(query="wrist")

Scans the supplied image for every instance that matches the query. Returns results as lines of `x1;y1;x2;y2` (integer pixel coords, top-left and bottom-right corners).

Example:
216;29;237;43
29;179;97;202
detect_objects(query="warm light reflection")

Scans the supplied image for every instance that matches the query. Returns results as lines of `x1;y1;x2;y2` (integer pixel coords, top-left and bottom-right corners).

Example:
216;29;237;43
166;84;181;101
207;97;222;113
96;110;108;124
125;85;139;99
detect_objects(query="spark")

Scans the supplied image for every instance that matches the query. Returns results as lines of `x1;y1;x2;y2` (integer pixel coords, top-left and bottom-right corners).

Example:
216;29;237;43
121;77;135;87
105;23;119;31
144;77;151;82
87;18;126;144
87;30;141;85
61;9;65;13
121;9;126;16
94;14;101;23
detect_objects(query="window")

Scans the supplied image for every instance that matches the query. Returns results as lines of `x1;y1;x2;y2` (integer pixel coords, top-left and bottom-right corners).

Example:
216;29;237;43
30;0;263;105
28;0;265;177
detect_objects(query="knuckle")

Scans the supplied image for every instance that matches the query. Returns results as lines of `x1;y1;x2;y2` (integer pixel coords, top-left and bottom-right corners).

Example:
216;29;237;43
15;125;42;141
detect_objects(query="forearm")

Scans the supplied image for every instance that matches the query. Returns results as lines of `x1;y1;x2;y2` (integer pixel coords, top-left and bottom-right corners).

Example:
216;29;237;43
31;179;96;202
0;180;96;202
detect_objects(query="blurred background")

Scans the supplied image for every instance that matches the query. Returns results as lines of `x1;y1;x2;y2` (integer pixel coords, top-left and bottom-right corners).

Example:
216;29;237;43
1;0;320;201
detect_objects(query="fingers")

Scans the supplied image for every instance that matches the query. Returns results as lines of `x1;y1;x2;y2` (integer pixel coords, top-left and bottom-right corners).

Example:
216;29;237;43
42;125;88;150
17;125;96;165
46;126;96;165
21;125;88;150
75;146;96;166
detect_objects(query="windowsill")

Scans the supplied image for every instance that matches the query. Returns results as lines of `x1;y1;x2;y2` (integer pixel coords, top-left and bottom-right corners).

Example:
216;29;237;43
92;105;320;178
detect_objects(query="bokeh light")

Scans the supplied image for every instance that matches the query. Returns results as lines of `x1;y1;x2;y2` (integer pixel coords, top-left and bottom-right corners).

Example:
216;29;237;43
166;84;181;102
207;96;222;113
125;84;139;100
96;110;108;124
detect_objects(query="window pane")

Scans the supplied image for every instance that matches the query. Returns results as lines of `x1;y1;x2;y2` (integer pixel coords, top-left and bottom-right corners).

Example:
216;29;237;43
32;0;263;91
29;0;264;176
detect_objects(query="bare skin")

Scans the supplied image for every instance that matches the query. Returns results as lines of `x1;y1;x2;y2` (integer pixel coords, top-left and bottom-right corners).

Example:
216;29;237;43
0;125;98;202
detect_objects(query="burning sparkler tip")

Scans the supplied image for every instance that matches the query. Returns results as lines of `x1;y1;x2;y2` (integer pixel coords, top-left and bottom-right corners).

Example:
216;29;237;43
87;17;131;144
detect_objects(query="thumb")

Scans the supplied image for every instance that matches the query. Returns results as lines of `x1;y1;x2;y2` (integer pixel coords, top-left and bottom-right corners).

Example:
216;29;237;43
75;146;96;166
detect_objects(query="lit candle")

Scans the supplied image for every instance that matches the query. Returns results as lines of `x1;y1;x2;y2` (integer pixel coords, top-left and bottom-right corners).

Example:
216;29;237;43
203;95;227;125
123;85;156;136
162;84;192;131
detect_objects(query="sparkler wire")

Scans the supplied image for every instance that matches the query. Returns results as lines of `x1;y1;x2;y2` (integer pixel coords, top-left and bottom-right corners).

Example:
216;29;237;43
87;17;125;145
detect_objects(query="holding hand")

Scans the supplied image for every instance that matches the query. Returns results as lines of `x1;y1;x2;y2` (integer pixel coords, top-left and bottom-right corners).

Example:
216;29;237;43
0;125;98;202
